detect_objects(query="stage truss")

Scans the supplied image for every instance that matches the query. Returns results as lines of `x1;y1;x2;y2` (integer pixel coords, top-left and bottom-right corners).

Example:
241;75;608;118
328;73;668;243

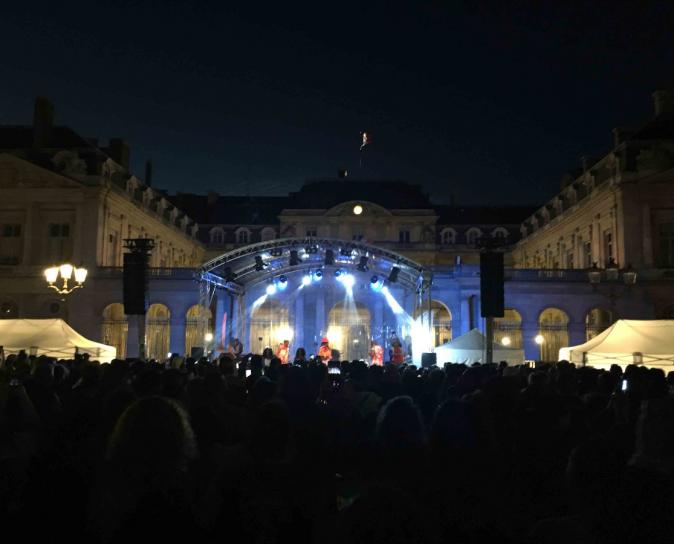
195;237;434;354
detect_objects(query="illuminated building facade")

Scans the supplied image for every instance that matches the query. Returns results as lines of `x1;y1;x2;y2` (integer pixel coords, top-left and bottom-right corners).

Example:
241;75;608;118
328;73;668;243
0;93;672;362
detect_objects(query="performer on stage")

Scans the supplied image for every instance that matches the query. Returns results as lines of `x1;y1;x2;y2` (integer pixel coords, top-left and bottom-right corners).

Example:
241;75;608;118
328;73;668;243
228;337;243;359
391;338;405;365
369;340;384;366
276;340;290;364
318;337;332;364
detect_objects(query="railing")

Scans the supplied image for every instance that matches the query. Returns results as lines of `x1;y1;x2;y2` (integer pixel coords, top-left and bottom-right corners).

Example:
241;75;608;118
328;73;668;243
95;267;196;279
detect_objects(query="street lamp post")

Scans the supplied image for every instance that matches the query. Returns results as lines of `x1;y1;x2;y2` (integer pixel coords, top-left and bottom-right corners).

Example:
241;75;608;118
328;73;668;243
44;263;88;295
587;259;637;306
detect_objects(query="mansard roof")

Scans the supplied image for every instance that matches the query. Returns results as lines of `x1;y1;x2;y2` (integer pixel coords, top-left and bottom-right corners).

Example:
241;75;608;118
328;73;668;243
435;205;535;225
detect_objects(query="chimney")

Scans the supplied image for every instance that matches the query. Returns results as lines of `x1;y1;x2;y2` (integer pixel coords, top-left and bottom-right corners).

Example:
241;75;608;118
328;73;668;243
108;138;130;170
32;97;54;148
653;90;674;117
145;160;153;187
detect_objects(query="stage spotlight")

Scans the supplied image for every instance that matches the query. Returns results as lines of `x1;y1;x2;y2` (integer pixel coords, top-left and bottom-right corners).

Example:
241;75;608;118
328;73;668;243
357;256;369;272
224;267;237;282
341;274;355;289
334;268;344;278
370;275;383;292
301;274;312;286
313;269;323;281
277;275;288;291
270;248;283;257
255;256;265;271
324;249;335;265
388;266;400;283
289;250;300;266
266;283;277;296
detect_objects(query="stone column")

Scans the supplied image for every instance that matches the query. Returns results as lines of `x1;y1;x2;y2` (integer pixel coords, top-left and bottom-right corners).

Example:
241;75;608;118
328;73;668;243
460;298;470;335
294;294;304;353
213;294;228;350
521;321;539;361
169;315;185;356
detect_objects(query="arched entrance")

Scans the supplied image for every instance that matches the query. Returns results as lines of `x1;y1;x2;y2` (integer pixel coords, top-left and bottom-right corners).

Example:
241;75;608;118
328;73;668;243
585;308;616;341
185;304;214;356
414;300;452;347
538;308;569;362
250;299;290;354
102;303;128;359
146;303;170;361
327;301;371;360
494;309;523;349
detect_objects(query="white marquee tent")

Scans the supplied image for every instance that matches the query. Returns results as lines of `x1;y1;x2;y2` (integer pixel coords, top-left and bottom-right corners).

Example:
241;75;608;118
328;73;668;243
0;319;116;363
434;328;525;365
558;319;674;370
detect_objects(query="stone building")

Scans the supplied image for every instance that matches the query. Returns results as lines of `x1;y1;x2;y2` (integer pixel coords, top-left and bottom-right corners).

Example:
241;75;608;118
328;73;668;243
0;93;672;362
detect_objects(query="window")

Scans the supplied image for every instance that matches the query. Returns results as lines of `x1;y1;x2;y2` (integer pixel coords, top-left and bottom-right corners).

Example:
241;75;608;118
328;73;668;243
398;230;410;243
441;229;455;245
466;228;482;245
603;230;613;265
236;229;249;245
210;228;224;245
491;227;508;239
47;223;72;261
107;230;119;266
306;229;317;237
583;241;592;268
658;223;674;268
566;250;574;269
0;224;23;265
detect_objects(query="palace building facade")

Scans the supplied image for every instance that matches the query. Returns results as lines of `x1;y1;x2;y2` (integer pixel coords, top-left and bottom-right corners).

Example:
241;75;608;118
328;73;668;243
0;93;673;362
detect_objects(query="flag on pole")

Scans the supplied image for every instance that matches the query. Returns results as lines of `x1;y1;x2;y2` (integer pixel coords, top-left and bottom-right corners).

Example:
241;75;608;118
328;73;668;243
360;131;372;150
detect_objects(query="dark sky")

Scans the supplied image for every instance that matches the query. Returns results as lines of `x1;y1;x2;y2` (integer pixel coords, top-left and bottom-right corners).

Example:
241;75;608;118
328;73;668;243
1;1;672;205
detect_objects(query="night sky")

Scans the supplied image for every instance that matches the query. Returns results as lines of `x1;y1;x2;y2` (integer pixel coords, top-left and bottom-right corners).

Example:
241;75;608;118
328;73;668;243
1;1;672;205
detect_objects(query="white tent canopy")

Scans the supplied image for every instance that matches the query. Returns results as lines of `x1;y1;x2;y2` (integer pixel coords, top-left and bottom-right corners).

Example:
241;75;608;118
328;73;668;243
0;319;116;363
559;319;674;370
434;328;525;365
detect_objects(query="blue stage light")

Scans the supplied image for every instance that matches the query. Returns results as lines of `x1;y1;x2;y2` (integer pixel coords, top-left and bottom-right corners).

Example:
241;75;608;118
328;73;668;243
277;275;288;291
302;274;312;286
313;270;323;282
266;283;277;296
370;275;383;292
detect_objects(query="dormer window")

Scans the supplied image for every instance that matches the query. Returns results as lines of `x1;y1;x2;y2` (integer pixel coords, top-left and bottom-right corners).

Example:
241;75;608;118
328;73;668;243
210;228;225;245
466;228;482;245
235;228;251;245
440;228;456;245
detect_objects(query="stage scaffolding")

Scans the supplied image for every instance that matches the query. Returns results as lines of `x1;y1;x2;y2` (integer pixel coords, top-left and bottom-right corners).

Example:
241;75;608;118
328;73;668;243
196;237;433;356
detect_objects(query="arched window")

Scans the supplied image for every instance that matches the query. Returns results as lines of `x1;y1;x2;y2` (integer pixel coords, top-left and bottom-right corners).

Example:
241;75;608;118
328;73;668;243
236;228;250;245
494;309;523;349
185;304;214;356
491;227;509;239
210;228;224;245
0;300;18;319
327;301;371;361
585;308;616;341
102;303;128;359
415;301;453;346
538;308;569;362
466;228;483;245
250;299;290;354
146;304;170;361
260;227;276;241
440;228;456;245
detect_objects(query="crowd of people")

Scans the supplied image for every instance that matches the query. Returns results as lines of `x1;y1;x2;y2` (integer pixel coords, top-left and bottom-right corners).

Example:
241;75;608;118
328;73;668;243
2;345;674;543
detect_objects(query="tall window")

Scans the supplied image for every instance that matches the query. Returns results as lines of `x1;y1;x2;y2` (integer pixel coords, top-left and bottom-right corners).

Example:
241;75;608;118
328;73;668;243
47;223;72;262
441;229;455;245
210;228;224;245
399;230;410;243
658;222;674;268
583;241;592;268
603;230;613;265
236;229;249;245
107;231;118;266
566;250;574;269
102;303;128;359
0;224;23;265
466;228;482;245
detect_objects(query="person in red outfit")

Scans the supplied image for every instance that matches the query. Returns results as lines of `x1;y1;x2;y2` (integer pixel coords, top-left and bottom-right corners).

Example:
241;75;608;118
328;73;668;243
276;340;290;364
318;337;332;364
391;338;405;365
